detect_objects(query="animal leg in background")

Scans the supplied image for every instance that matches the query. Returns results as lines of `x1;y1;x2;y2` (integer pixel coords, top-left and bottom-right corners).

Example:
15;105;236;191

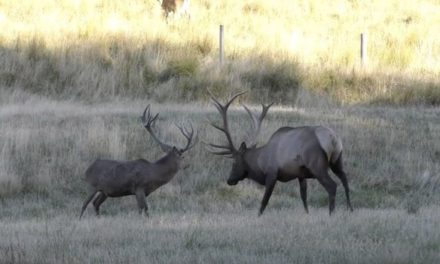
259;178;277;216
298;178;309;213
135;189;149;216
92;192;108;215
80;190;99;219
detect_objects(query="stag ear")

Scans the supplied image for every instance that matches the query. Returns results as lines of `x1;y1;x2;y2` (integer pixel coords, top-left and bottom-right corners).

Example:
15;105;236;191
173;146;185;156
239;142;247;153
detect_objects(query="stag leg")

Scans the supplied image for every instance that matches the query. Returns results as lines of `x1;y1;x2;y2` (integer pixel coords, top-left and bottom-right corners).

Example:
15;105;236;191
80;190;98;219
315;172;337;215
259;179;277;216
135;189;149;217
92;192;108;215
298;178;309;213
330;155;353;212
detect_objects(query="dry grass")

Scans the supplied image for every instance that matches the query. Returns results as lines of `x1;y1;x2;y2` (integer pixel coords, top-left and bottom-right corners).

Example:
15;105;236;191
0;98;439;262
1;1;440;259
1;97;439;198
0;0;439;104
1;208;439;263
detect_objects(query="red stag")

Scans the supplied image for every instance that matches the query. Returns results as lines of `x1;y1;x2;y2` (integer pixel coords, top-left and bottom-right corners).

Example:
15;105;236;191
80;105;196;218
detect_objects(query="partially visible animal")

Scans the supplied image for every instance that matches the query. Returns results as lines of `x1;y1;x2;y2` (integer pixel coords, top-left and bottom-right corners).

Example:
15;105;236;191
80;105;196;218
158;0;190;18
207;92;353;215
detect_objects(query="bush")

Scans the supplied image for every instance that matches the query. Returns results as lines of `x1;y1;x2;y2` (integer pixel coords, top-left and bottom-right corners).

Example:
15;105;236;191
241;61;302;104
158;58;199;82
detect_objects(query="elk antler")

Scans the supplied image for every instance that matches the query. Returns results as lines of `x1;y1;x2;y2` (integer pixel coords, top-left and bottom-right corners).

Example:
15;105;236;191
176;123;197;153
207;91;246;156
242;102;273;148
141;105;173;153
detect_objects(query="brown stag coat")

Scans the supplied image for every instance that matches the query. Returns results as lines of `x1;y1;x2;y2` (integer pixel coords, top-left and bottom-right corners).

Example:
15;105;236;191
79;105;195;218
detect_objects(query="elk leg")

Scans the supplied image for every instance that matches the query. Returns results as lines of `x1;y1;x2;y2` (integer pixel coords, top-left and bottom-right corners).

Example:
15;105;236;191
333;170;353;212
80;190;98;219
135;189;149;217
298;178;309;213
330;155;353;211
259;179;276;216
315;172;337;215
92;192;108;215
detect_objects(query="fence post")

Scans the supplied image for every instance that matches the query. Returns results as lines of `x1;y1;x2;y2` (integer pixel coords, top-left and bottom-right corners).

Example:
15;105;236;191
219;25;224;65
360;33;367;67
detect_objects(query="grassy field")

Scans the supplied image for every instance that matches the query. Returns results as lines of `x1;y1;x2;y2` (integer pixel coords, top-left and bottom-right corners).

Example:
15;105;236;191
1;0;440;262
1;209;439;263
0;97;439;263
1;0;440;104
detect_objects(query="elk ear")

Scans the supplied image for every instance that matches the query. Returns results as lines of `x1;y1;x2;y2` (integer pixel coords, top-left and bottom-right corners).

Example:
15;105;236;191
173;146;183;156
239;142;247;152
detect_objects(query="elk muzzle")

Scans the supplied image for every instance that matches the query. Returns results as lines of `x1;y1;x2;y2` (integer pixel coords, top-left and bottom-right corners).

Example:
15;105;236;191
227;179;239;185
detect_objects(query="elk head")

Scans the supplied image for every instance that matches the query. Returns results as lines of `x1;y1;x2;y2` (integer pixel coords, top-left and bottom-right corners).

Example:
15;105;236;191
207;92;272;185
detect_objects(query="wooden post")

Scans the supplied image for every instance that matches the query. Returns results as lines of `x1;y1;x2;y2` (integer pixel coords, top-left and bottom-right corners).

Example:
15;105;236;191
219;25;224;65
360;33;367;67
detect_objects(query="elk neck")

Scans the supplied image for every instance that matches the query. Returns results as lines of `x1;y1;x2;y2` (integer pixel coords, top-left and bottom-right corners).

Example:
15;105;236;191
243;147;267;185
153;151;180;179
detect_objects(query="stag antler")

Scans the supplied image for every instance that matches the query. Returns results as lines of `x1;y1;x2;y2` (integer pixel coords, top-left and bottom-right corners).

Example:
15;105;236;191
176;123;197;153
242;102;273;148
141;105;173;153
207;91;246;156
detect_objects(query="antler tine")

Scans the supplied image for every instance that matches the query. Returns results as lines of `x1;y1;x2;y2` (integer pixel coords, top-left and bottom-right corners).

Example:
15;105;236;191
242;105;258;129
209;150;233;156
208;91;247;155
242;102;273;148
189;130;199;151
141;105;172;153
141;104;159;128
259;102;273;123
208;90;247;112
177;123;197;153
204;142;231;149
225;91;247;108
141;104;150;123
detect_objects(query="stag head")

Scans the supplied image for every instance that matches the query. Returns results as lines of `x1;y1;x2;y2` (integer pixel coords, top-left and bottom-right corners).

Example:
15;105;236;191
207;92;272;185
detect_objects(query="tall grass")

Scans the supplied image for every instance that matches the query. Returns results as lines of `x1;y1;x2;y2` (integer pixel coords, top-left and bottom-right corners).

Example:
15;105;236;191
0;0;439;104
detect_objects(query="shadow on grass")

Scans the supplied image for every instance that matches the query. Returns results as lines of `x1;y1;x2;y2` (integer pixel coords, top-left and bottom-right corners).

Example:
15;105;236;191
2;37;438;105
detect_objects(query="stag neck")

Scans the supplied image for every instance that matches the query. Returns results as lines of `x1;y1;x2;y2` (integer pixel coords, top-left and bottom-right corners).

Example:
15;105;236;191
154;151;180;176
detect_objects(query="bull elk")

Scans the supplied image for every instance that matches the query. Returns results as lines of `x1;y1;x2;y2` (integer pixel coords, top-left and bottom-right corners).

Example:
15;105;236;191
79;105;196;218
158;0;190;18
207;92;353;215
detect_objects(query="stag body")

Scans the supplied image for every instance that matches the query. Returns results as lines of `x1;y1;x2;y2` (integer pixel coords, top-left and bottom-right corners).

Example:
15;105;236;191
80;106;195;218
208;93;353;215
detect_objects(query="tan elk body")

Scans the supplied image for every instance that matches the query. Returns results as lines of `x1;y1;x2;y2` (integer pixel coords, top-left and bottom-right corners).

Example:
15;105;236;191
208;92;353;215
79;105;196;218
159;0;190;18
